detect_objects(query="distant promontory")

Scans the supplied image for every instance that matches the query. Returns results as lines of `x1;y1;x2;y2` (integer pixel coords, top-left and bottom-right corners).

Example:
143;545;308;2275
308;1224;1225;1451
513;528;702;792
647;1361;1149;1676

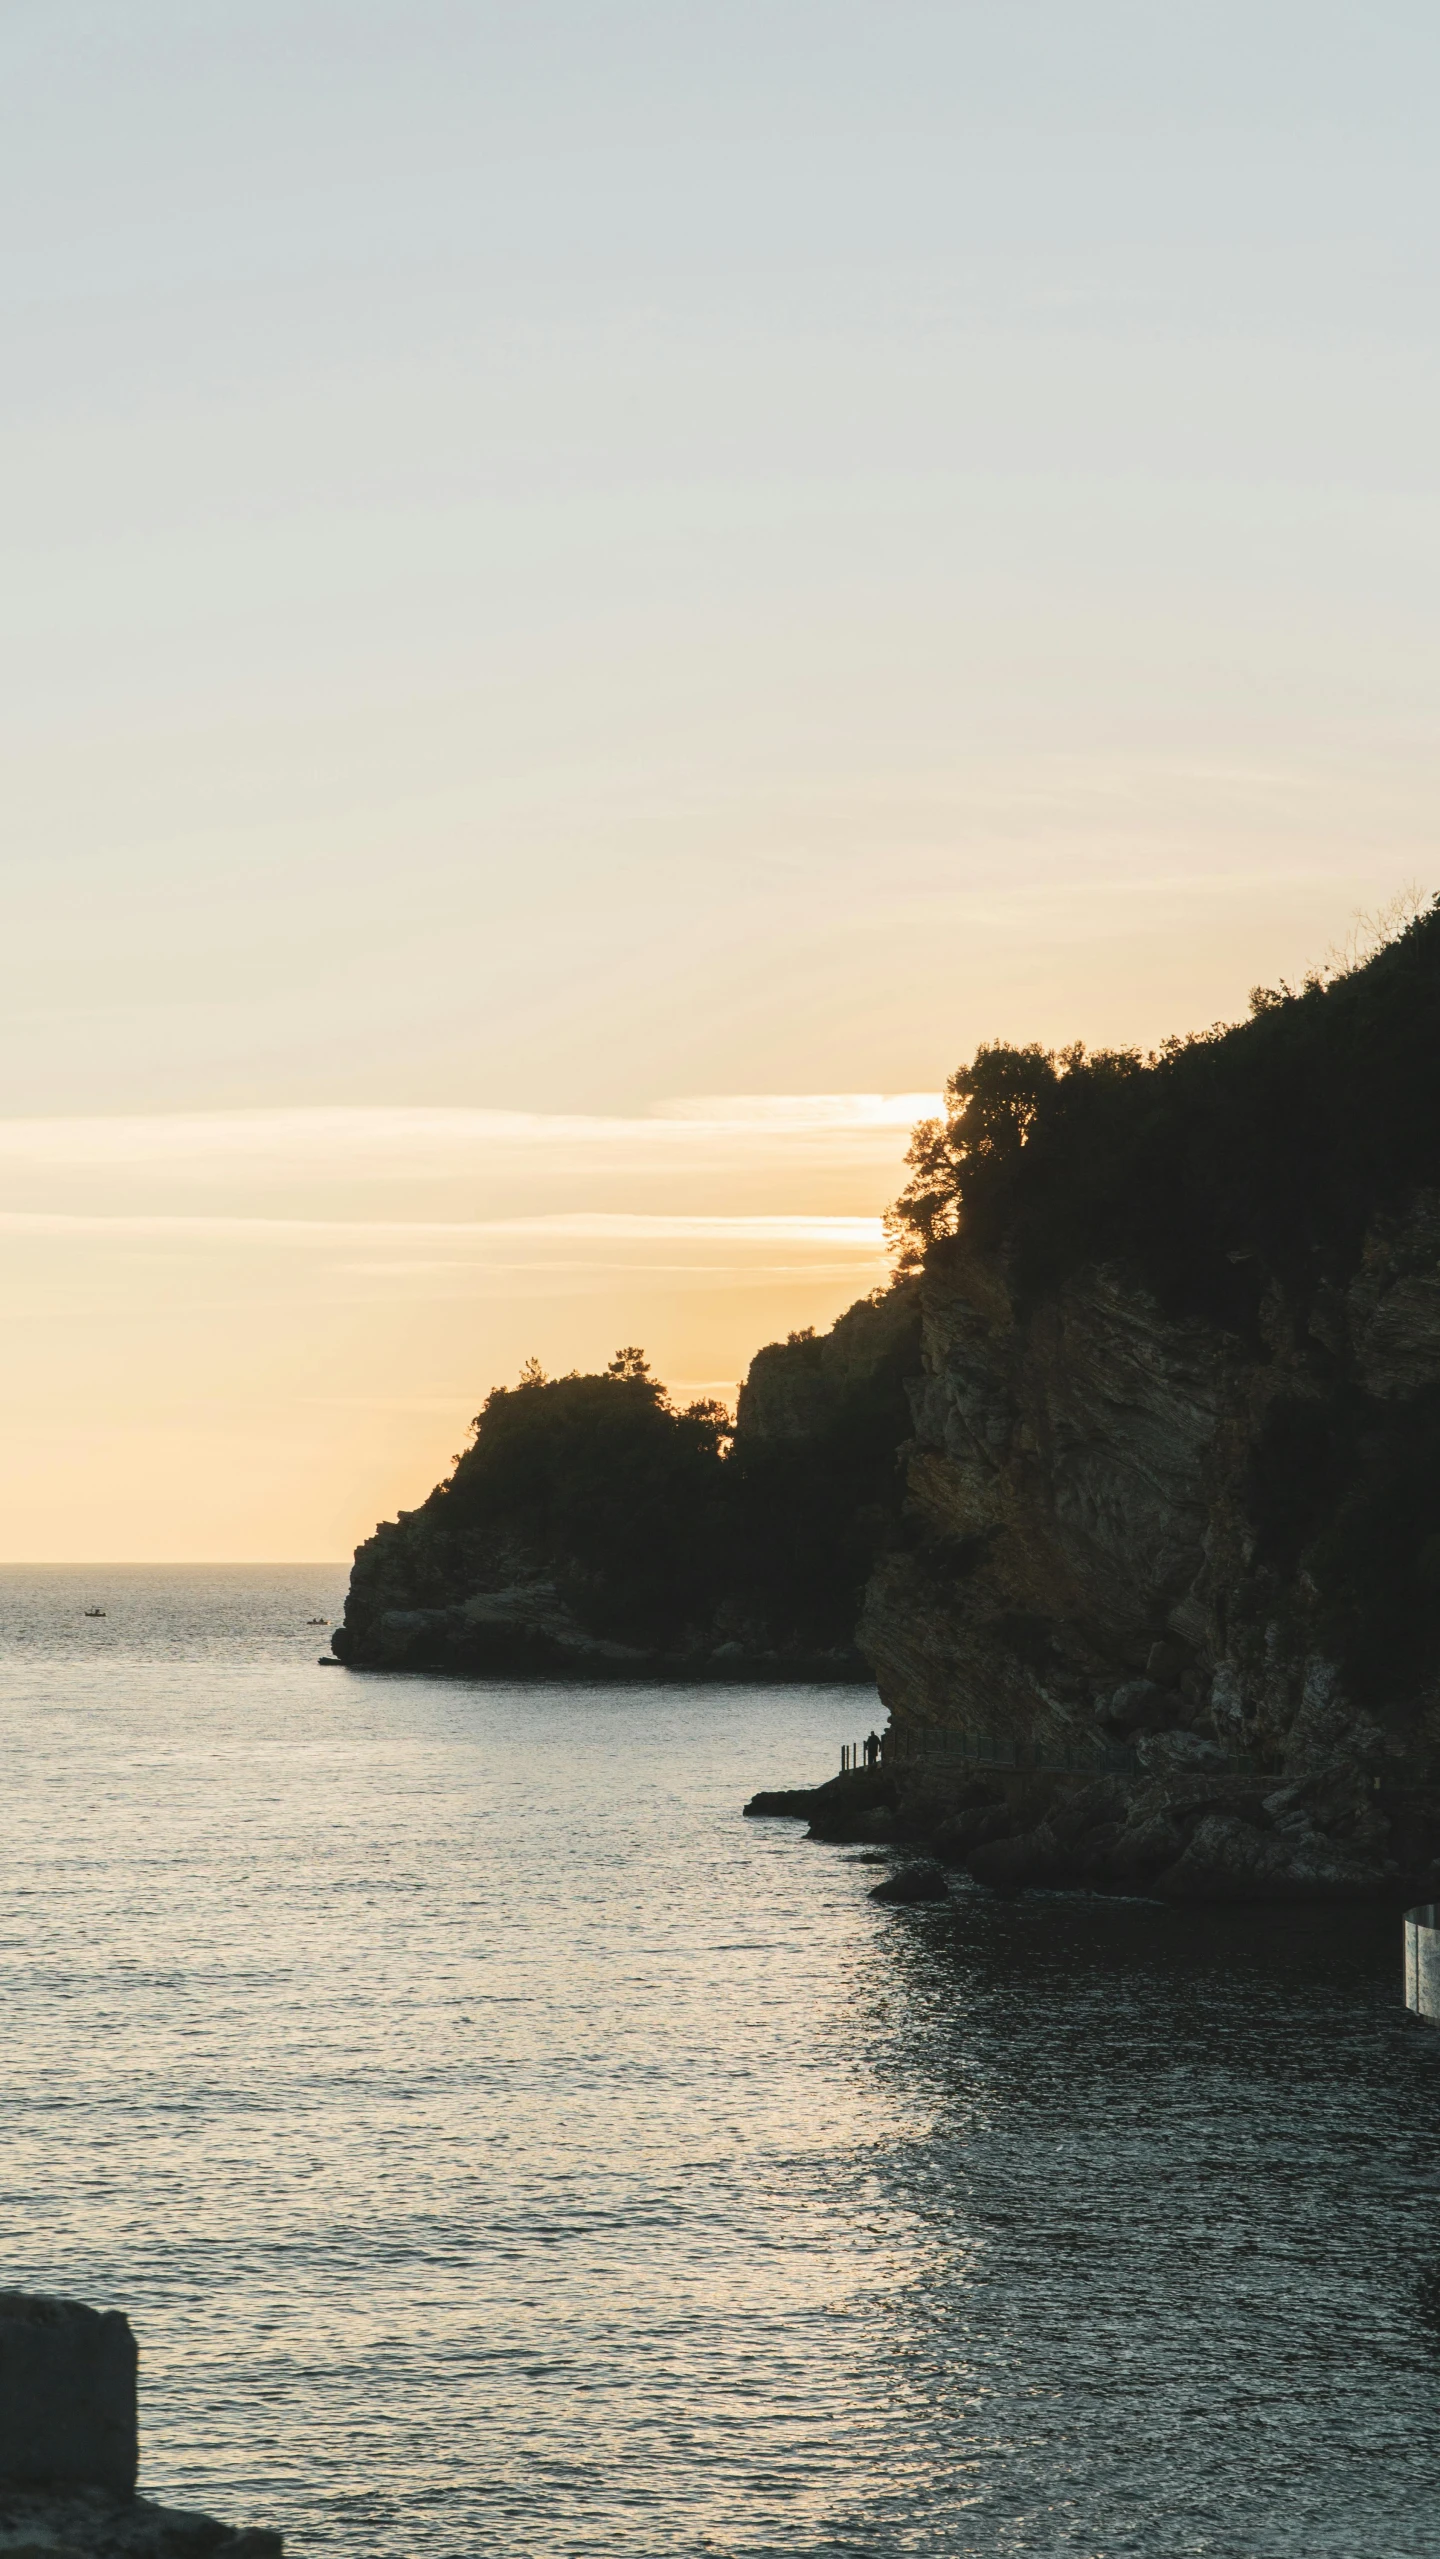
332;1288;920;1681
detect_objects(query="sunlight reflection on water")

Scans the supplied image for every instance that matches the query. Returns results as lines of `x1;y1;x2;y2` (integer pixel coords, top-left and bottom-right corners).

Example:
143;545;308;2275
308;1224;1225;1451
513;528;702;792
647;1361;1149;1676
0;1567;1437;2556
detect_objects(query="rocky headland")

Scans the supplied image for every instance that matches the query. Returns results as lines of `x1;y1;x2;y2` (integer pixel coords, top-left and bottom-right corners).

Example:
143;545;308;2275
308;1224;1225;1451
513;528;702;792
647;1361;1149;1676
756;904;1440;1901
749;1183;1440;1901
332;1288;919;1680
340;902;1440;1902
839;1202;1440;1900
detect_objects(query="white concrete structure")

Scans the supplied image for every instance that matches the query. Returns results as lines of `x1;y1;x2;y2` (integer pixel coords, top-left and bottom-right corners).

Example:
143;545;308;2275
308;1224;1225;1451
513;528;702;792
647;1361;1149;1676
1404;1905;1440;2023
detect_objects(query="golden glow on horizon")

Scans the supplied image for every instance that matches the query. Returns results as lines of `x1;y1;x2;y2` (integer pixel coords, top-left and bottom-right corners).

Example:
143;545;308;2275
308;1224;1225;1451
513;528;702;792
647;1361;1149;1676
0;1095;923;1562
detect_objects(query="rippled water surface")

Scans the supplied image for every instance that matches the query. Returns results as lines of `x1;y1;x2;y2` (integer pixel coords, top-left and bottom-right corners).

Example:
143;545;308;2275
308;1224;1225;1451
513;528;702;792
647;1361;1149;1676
1;1565;1438;2555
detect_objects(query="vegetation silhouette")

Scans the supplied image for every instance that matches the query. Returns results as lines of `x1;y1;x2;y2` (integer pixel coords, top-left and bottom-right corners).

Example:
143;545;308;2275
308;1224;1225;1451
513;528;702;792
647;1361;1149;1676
440;1349;730;1642
345;1291;920;1664
889;893;1440;1329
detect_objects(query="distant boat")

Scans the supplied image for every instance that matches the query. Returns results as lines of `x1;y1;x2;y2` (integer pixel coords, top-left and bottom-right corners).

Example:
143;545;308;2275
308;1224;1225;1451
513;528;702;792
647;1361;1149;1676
306;1617;327;1625
83;1608;106;1619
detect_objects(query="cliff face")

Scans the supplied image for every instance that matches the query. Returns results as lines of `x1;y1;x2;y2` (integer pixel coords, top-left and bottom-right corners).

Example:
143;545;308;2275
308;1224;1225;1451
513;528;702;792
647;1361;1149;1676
736;1289;919;1440
858;1199;1440;1899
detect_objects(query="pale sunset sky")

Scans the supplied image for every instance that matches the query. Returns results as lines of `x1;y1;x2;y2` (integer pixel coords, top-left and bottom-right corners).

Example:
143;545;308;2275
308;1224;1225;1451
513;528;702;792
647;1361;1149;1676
2;1;1436;1557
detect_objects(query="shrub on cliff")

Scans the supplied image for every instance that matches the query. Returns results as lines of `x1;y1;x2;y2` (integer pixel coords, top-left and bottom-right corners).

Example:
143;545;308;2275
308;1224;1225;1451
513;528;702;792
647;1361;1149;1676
882;897;1440;1712
437;1351;729;1641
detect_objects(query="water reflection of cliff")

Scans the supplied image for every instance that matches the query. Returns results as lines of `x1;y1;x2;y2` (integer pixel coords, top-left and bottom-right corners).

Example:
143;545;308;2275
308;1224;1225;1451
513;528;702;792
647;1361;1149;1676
828;1880;1440;2554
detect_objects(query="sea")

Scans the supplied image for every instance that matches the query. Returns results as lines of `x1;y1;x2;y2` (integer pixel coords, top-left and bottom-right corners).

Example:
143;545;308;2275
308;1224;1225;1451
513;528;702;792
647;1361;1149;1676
0;1564;1438;2557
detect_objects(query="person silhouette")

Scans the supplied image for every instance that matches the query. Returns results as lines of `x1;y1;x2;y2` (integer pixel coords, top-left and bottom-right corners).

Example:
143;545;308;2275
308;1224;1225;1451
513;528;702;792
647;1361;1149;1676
863;1729;881;1768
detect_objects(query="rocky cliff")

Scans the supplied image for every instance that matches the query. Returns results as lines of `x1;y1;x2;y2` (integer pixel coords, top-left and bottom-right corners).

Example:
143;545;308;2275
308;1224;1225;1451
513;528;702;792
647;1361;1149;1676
847;1212;1440;1898
841;905;1440;1900
340;903;1440;1898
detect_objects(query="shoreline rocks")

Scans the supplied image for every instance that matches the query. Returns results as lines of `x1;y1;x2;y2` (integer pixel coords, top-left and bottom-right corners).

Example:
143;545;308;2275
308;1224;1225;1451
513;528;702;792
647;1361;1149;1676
331;1596;872;1684
0;2293;136;2498
745;1760;1440;1903
0;2484;281;2555
868;1861;949;1904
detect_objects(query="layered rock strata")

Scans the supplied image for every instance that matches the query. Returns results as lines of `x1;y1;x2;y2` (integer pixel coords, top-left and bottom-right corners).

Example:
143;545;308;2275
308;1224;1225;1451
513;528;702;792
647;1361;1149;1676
851;1200;1440;1899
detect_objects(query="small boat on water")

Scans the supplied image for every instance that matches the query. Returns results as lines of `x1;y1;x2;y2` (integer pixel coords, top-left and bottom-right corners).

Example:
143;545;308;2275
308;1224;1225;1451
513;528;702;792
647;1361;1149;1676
83;1608;106;1619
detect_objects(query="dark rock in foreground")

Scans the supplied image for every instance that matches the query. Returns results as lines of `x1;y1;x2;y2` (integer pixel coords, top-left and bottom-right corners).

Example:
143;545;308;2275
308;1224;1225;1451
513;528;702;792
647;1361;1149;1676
0;2292;137;2497
0;2294;280;2557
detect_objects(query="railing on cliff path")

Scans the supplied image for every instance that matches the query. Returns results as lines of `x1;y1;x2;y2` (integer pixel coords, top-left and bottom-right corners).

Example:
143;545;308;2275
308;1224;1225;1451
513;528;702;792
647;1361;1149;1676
847;1729;1280;1780
839;1731;1140;1777
881;1730;1142;1776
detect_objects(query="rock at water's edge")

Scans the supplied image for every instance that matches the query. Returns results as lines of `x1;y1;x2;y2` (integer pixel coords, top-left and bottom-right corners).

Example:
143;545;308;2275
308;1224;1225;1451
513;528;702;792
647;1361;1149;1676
743;1786;823;1818
869;1862;950;1904
0;2294;137;2497
0;2294;280;2555
0;2484;281;2554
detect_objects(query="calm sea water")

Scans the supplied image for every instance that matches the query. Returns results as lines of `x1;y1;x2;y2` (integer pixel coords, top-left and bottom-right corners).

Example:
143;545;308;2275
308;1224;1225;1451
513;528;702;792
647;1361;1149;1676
0;1566;1437;2556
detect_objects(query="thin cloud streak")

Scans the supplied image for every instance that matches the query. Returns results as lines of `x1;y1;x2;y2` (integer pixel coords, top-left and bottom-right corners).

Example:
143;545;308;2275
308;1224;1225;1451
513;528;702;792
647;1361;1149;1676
0;1208;885;1247
0;1098;937;1168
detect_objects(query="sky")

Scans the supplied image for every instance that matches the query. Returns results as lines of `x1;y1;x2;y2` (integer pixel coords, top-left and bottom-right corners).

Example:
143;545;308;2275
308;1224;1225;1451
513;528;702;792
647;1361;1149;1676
1;0;1436;1556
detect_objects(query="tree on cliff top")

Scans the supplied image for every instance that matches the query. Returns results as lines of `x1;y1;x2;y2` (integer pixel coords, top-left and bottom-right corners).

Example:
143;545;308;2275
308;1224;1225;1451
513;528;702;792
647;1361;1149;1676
888;893;1440;1320
885;1042;1139;1268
